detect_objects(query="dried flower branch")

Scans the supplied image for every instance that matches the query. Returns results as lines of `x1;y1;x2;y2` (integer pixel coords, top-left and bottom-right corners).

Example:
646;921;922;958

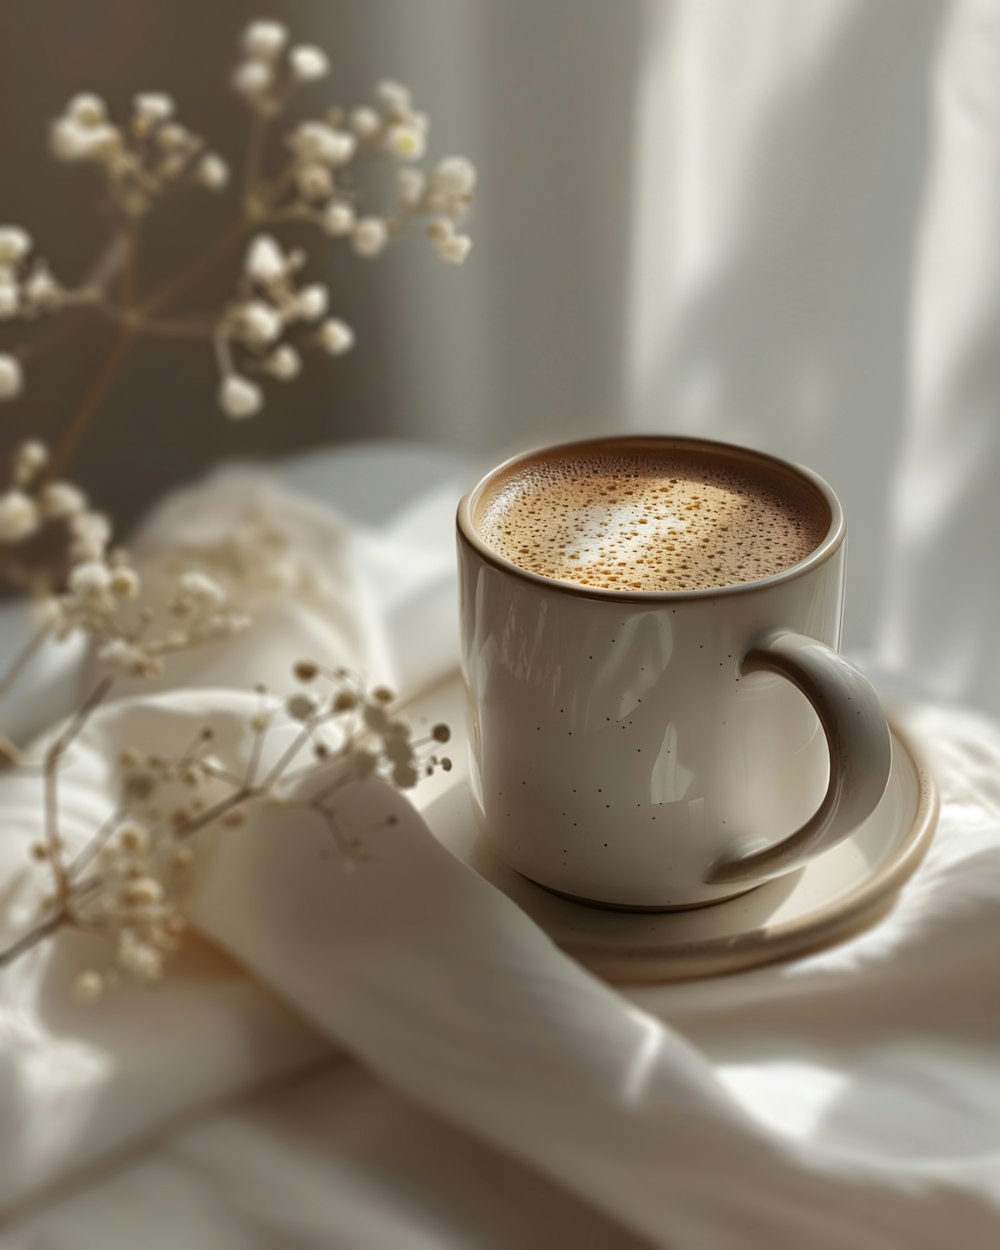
0;16;476;469
0;662;451;999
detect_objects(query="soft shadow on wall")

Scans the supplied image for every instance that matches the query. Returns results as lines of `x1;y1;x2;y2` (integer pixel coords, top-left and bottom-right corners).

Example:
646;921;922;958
0;0;643;533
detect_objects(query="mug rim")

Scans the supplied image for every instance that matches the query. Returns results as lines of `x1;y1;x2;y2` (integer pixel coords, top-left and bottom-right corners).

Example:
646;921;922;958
456;434;845;603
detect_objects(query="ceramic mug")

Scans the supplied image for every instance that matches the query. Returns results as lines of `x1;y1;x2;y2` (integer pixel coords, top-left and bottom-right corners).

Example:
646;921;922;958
456;435;893;909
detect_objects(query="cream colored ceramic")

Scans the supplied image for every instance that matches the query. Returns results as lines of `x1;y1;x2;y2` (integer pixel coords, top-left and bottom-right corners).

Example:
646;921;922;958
457;436;893;908
405;669;938;983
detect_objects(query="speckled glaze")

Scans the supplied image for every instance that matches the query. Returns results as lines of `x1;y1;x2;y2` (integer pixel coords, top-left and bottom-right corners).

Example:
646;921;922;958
457;436;892;909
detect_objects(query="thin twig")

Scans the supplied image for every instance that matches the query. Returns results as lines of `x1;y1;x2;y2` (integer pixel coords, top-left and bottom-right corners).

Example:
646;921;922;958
67;807;125;878
260;721;316;790
0;909;66;969
0;624;51;700
139;316;219;340
243;113;268;216
175;786;253;841
43;676;114;904
45;328;136;482
138;217;251;320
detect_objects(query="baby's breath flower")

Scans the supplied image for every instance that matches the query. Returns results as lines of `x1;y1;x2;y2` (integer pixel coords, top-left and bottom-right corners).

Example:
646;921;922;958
232;60;273;100
296;284;328;320
156;122;190;152
117;931;163;982
175;570;226;611
245;235;286;286
14;440;48;483
386;124;426;160
296;163;333;200
287;121;355;167
243;20;288;61
397;168;426;208
377;81;412;114
238;299;283;345
0;225;31;264
134;93;175;126
438;233;472;264
50;116;118;163
23;265;61;310
68;511;112;562
0;353;24;400
432;155;477;197
118;822;149;853
0;282;18;319
317;318;354;355
351;217;389;258
74;971;104;1003
219;374;263;419
109;566;141;598
125;875;164;905
350;106;380;138
98;638;160;677
196;153;229;190
322;201;355;236
0;490;39;542
286;692;318;721
267;344;301;380
39;480;87;520
289;45;330;82
69;560;111;598
67;92;108;127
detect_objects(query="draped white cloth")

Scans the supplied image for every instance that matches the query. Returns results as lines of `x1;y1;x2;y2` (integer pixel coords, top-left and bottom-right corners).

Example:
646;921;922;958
1;448;999;1248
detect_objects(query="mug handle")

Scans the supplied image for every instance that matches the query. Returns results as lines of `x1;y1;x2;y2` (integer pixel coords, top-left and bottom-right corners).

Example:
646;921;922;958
704;630;893;887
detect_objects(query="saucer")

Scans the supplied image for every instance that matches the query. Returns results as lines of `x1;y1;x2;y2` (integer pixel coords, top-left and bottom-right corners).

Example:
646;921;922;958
402;670;939;984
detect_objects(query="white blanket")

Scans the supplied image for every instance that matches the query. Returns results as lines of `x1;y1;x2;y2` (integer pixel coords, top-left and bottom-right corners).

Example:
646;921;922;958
2;449;999;1248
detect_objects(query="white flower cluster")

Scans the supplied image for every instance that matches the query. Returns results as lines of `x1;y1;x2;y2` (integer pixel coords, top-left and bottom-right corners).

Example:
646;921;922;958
233;20;330;113
287;662;452;793
0;225;63;317
264;68;476;266
0;441;111;568
0;228;68;401
50;90;228;216
70;744;230;1001
86;567;248;677
63;660;450;1000
401;155;477;263
217;233;354;418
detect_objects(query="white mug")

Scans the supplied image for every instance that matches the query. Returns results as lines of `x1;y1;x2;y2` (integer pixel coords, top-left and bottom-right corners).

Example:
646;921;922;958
456;435;892;909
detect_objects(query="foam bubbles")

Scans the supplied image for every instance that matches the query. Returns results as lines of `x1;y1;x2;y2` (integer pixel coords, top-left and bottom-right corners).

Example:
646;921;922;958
476;447;829;591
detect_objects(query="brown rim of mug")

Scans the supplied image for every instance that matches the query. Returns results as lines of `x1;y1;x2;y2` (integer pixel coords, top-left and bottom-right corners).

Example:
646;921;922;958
456;434;845;604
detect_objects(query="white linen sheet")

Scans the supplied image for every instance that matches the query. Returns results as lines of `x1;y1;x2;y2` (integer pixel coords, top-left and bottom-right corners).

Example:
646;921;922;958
1;447;998;1249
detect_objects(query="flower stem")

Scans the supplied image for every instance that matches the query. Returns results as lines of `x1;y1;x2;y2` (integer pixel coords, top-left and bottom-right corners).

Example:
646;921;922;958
138;216;251;321
45;327;136;483
0;909;66;969
0;624;51;700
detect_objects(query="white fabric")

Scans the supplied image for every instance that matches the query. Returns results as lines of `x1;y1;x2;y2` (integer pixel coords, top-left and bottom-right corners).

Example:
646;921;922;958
2;451;999;1248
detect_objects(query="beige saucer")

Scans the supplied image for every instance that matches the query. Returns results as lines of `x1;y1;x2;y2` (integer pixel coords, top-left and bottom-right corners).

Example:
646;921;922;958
404;670;939;984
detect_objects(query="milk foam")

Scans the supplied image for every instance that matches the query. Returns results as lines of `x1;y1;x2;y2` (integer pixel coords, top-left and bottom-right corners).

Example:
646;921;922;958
476;447;829;591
